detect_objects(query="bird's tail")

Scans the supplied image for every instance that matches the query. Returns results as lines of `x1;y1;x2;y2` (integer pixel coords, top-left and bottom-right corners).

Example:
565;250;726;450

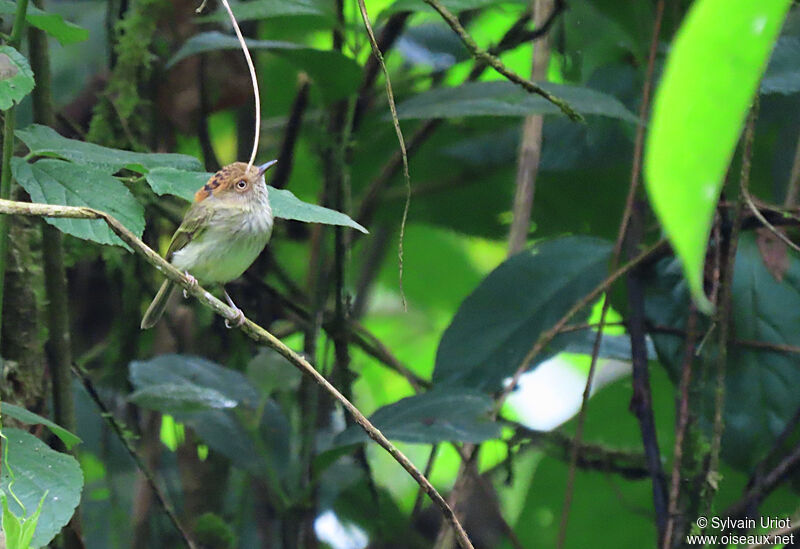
141;280;176;329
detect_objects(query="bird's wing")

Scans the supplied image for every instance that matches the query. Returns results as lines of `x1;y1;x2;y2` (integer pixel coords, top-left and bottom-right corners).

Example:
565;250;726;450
165;202;214;260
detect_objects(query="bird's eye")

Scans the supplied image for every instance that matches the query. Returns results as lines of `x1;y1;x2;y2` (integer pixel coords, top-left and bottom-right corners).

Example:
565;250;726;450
236;180;247;190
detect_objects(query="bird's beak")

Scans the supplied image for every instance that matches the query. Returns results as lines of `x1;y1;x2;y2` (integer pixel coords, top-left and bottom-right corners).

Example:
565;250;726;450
257;160;278;177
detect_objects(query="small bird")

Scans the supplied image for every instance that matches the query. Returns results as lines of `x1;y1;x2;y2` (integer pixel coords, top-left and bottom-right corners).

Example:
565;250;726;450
141;160;277;330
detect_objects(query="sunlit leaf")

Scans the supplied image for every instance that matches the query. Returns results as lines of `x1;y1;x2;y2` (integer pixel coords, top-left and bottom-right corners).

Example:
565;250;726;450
0;46;34;111
167;31;361;102
0;429;83;548
395;81;638;121
644;0;792;313
1;404;81;450
434;236;613;390
12;158;145;248
145;167;368;233
334;388;500;445
15;124;202;173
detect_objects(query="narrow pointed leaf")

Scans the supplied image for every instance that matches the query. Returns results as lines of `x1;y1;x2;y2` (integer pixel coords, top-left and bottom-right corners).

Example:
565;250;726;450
1;403;81;450
644;0;792;313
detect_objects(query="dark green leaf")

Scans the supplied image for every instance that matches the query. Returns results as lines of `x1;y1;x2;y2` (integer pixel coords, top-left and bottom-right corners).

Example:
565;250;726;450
12;158;145;248
129;354;259;408
129;383;238;413
644;0;792;312
144;167;368;233
0;1;88;45
564;332;657;362
394;81;638;122
334;388;500;445
1;403;81;450
645;234;800;470
199;0;333;22
382;0;524;16
0;429;83;548
0;46;34;111
15;124;202;173
167;31;360;102
434;236;613;389
761;35;800;95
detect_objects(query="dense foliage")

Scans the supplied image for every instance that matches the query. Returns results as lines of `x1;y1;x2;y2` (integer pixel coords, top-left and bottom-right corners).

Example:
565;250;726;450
1;0;799;548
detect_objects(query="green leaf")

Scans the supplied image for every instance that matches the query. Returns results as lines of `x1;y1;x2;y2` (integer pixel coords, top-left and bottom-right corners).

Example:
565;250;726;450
269;187;368;233
0;1;89;45
144;167;368;233
645;234;800;470
129;354;259;408
643;0;792;313
0;429;83;548
167;31;361;102
199;0;333;22
12;158;145;248
382;0;524;16
334;388;500;445
15;124;202;173
1;403;81;450
434;236;613;390
0;46;34;111
761;35;800;95
129;383;238;414
394;81;638;122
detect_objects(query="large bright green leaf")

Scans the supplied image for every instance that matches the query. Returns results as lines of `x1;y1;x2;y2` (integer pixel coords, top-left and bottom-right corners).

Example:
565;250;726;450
167;31;361;102
12;158;145;248
334;388;500;445
129;354;259;408
645;234;800;470
0;46;34;111
434;236;613;390
145;167;368;233
394;81;638;122
0;1;88;45
1;404;81;450
15;124;202;173
644;0;792;313
0;429;83;548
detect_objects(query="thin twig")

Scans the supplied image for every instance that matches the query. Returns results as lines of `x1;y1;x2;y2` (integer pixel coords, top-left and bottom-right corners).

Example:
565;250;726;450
496;238;668;409
218;0;260;170
422;0;581;121
412;444;439;519
71;364;197;549
662;307;699;549
742;189;800;253
556;4;665;544
356;0;413;311
0;197;473;549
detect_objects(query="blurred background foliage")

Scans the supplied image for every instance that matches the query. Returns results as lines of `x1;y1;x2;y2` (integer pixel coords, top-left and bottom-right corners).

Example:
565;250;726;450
1;0;800;548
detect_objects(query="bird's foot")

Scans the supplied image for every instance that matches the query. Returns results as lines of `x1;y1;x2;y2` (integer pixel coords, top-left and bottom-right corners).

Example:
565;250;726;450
183;272;198;298
222;287;246;328
224;307;246;329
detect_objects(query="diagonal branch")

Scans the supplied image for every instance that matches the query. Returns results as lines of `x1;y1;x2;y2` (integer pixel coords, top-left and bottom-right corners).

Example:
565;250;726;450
0;197;473;549
421;0;581;121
